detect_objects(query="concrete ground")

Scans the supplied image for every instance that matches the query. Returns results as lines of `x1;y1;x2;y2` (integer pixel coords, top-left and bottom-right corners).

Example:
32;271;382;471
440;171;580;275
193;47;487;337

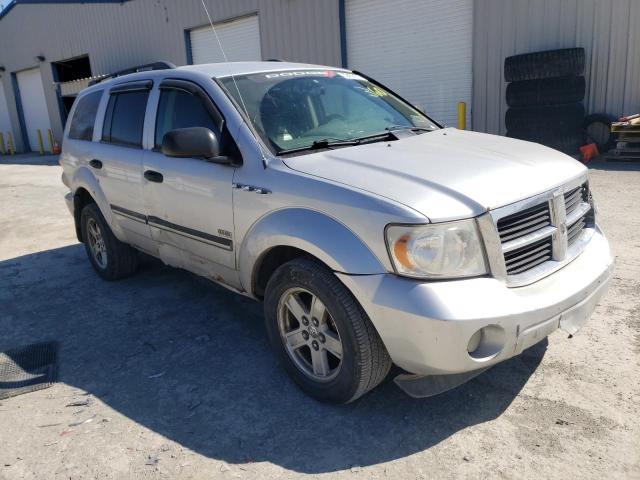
0;153;638;480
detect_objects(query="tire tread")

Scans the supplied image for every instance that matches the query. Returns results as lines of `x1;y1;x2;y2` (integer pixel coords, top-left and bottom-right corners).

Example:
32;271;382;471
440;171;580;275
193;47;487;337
265;257;391;403
81;204;138;281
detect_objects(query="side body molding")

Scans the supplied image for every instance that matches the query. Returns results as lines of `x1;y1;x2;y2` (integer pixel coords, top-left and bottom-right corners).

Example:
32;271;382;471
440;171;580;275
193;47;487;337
238;208;386;294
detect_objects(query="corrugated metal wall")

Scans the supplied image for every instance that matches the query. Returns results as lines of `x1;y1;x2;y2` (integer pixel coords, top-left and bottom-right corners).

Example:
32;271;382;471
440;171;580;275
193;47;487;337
0;0;342;150
473;0;640;134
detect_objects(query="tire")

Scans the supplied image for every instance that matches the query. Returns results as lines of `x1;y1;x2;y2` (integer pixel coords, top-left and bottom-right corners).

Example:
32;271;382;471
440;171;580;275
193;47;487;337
504;48;585;82
505;103;585;132
80;203;138;281
264;258;392;404
506;76;585;107
582;113;617;152
507;129;584;155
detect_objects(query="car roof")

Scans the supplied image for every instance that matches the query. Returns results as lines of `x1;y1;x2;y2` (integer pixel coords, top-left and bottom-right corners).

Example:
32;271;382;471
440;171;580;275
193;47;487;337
80;61;350;95
178;61;348;78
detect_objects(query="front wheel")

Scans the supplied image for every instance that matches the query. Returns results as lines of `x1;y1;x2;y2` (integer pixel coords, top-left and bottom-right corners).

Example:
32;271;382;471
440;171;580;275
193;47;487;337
264;258;391;403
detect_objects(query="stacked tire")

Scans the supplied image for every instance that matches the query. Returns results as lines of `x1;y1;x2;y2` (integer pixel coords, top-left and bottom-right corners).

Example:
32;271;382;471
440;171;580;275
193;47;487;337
505;48;586;155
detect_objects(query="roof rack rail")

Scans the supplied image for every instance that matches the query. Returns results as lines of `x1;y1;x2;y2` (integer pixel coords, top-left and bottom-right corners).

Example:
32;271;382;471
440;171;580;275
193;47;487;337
89;61;176;86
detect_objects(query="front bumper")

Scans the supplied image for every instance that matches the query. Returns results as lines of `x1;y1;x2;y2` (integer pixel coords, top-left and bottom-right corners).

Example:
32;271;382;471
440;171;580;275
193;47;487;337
336;227;613;376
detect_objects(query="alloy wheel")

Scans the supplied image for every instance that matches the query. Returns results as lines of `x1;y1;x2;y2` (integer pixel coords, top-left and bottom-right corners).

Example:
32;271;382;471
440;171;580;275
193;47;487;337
86;217;108;269
277;287;343;382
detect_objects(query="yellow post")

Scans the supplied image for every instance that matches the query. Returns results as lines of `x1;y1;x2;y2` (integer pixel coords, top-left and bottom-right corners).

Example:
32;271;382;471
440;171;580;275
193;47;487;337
47;129;54;153
36;129;44;155
7;133;14;155
0;132;5;155
457;102;466;130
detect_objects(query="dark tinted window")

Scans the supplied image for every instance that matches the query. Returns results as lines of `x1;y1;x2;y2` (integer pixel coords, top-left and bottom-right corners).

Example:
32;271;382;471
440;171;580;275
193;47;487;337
102;90;148;147
154;89;219;148
68;91;102;141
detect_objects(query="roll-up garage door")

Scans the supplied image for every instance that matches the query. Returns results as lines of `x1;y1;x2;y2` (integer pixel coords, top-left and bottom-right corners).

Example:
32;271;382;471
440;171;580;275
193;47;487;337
16;68;52;152
190;15;262;64
0;84;14;150
345;0;473;127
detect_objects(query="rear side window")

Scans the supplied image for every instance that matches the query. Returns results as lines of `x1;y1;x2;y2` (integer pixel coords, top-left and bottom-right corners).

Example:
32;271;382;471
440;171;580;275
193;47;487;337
154;89;220;148
102;90;149;147
68;91;102;141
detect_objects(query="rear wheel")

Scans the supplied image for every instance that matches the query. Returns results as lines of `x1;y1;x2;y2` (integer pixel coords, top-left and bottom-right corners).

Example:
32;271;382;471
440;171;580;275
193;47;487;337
80;203;138;280
264;258;391;403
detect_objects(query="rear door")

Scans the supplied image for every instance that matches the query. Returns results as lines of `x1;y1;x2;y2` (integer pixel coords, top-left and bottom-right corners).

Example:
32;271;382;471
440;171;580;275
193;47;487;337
89;80;154;251
141;79;236;272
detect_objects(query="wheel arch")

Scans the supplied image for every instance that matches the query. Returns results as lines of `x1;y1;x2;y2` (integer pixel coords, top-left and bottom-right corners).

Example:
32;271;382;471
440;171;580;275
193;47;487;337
70;167;120;242
239;208;386;298
73;187;95;242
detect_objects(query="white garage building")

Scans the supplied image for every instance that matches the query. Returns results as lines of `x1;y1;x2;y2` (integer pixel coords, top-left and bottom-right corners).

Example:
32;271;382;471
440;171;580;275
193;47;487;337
0;0;637;153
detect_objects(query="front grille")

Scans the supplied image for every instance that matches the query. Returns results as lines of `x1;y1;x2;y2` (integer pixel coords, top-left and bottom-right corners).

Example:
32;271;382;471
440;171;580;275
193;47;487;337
564;185;586;218
491;179;594;285
567;216;586;246
504;237;553;275
497;202;551;243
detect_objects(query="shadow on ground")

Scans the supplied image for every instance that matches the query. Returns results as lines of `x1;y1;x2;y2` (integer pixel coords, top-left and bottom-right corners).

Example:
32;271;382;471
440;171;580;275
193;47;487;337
0;244;546;473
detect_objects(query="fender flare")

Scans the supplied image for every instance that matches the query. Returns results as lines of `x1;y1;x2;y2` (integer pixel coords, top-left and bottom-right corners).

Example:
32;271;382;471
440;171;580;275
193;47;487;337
238;208;386;294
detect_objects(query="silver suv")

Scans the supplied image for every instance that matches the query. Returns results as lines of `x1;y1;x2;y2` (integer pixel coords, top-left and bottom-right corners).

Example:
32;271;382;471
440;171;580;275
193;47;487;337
60;62;613;403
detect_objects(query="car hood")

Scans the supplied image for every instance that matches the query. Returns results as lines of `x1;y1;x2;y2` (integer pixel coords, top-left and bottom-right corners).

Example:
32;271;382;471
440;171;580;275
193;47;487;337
282;128;586;222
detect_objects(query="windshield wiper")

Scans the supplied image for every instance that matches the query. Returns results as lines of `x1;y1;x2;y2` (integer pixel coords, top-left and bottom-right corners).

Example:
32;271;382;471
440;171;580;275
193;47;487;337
278;138;361;155
385;125;434;133
277;128;431;156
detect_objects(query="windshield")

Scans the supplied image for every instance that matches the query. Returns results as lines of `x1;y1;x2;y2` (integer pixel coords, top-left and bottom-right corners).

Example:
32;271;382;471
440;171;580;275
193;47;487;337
218;70;439;154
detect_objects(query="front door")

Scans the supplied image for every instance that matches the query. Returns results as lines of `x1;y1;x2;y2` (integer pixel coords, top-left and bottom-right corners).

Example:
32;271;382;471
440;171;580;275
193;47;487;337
141;80;236;273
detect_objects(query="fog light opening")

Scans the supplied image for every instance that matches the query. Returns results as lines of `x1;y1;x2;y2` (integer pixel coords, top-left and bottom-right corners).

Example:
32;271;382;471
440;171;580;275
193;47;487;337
467;325;506;361
467;329;482;353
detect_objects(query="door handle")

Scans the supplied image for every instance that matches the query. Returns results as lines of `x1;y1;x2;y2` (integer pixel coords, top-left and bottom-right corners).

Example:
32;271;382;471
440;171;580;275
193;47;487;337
89;159;102;169
144;170;164;183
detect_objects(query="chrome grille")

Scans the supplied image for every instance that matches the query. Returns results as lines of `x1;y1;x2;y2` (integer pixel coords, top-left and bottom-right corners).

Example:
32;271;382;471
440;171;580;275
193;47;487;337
564;185;586;218
497;202;551;243
485;177;595;286
567;216;586;246
504;237;553;275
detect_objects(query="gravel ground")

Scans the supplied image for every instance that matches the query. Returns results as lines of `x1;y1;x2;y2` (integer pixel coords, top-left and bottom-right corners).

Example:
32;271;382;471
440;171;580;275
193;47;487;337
0;154;638;480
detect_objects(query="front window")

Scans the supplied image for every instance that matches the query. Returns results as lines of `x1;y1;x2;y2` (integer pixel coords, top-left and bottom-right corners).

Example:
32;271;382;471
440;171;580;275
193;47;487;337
154;88;220;149
219;70;438;154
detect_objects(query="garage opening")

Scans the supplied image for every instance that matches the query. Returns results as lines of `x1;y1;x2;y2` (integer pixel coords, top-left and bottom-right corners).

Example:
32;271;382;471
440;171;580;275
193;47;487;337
52;55;92;122
345;0;473;127
16;68;52;152
189;15;262;64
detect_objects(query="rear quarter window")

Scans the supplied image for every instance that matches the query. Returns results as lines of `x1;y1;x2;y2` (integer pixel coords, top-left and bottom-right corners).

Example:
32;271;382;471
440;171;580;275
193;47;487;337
68;91;103;141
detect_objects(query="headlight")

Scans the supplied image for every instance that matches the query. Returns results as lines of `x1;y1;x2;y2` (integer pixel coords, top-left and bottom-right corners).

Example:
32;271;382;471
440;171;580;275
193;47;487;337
386;220;488;279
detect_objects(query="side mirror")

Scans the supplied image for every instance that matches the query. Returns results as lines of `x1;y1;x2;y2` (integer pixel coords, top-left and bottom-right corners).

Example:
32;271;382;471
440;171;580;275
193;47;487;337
161;127;231;164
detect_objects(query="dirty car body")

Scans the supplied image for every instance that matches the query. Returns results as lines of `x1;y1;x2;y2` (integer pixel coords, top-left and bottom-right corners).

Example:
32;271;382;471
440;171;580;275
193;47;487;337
60;62;613;402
